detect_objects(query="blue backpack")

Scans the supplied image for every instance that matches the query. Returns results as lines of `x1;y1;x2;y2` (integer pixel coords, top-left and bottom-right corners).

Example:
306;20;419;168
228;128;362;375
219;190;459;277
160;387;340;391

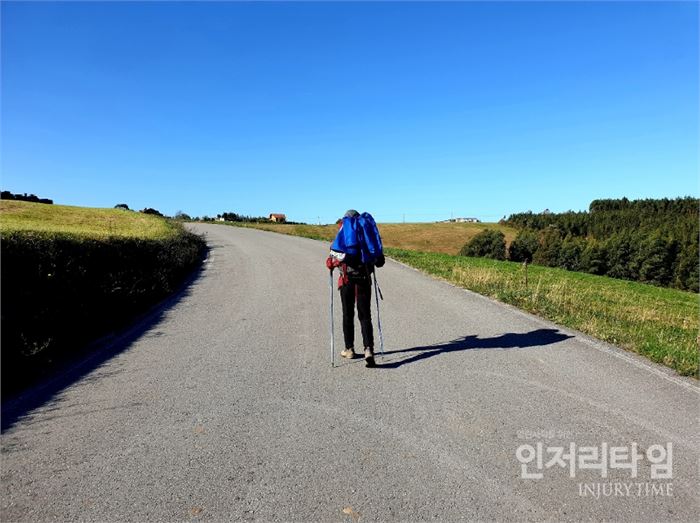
331;212;383;265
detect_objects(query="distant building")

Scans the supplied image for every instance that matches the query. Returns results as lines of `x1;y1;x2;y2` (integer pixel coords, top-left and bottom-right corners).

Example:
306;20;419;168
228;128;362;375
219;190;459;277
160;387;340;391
449;217;481;223
269;213;287;223
217;216;225;222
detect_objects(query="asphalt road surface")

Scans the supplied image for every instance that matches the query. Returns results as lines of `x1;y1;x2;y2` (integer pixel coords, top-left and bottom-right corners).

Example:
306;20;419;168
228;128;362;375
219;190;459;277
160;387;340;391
2;223;698;522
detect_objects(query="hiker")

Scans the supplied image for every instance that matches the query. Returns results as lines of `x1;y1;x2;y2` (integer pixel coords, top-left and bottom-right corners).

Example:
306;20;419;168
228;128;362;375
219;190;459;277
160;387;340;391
325;209;385;367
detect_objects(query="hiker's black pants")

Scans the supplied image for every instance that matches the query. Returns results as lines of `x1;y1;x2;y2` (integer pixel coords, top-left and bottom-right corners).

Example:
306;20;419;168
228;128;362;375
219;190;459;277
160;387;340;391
340;279;374;350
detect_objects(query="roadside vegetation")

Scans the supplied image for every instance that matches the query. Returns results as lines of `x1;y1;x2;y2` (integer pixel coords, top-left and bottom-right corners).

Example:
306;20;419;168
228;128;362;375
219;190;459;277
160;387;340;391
386;249;698;377
1;201;206;395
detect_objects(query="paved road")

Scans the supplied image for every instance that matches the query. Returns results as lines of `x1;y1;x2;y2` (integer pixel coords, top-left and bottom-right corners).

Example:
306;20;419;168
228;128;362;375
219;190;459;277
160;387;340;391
2;224;698;522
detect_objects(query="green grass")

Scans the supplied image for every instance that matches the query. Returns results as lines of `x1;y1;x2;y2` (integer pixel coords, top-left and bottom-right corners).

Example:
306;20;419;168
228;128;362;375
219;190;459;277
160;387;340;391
387;248;699;377
0;200;176;238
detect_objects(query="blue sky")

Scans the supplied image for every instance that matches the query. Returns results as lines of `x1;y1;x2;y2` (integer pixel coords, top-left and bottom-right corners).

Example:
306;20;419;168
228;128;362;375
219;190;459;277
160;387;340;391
2;1;698;223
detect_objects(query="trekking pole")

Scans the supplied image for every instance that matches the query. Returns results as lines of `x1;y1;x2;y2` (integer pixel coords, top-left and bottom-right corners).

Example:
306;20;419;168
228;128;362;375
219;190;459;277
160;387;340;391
329;269;335;368
373;267;385;358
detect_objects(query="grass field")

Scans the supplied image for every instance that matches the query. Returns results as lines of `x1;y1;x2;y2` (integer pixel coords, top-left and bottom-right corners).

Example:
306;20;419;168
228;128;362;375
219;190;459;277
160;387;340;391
229;220;698;377
388;249;699;377
0;200;176;238
234;220;517;255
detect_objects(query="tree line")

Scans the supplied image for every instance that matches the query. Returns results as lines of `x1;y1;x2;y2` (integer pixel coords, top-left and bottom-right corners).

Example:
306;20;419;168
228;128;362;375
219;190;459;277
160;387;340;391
461;197;698;292
215;212;271;223
114;206;295;224
200;212;300;224
1;191;53;204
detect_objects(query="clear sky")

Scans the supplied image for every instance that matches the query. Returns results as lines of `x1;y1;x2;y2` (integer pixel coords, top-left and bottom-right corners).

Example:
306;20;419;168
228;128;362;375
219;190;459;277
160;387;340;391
2;1;698;223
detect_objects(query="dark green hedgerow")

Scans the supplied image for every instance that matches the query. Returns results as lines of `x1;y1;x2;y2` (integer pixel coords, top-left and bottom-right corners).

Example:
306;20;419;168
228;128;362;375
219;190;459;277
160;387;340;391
1;225;206;394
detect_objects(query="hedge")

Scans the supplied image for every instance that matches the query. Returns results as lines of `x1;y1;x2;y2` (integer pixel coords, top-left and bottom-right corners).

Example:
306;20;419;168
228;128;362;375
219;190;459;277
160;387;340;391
1;225;206;395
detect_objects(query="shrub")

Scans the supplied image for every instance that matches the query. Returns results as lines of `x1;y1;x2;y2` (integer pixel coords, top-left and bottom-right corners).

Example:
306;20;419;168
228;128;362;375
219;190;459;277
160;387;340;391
580;241;608;275
558;236;585;271
635;236;678;287
674;238;699;292
533;227;562;267
508;230;539;262
606;233;639;281
459;229;506;260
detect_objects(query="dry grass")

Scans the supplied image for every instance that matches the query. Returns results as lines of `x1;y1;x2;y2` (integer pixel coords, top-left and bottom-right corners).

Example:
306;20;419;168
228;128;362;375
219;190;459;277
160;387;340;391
378;222;517;254
236;221;516;255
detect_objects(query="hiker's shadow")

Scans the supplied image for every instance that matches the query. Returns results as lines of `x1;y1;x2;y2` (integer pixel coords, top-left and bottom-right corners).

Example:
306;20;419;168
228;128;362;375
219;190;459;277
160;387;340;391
377;328;574;369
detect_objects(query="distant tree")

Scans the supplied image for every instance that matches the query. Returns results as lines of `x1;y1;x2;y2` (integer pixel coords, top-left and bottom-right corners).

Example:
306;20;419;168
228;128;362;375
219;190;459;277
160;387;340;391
636;236;675;286
221;212;242;222
580;241;608;275
508;230;539;262
115;203;130;210
674;237;699;292
1;191;53;204
141;208;163;217
533;227;562;267
460;229;506;260
558;236;585;271
174;210;191;221
606;233;639;281
202;215;211;221
216;211;272;223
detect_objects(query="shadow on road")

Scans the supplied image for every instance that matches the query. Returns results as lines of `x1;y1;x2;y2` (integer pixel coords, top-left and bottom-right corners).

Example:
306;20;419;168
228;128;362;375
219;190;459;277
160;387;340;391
1;249;210;434
376;328;574;369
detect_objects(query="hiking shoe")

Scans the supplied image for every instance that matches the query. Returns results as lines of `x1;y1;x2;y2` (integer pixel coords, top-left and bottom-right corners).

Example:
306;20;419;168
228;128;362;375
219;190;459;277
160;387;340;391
340;348;356;359
364;347;376;367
